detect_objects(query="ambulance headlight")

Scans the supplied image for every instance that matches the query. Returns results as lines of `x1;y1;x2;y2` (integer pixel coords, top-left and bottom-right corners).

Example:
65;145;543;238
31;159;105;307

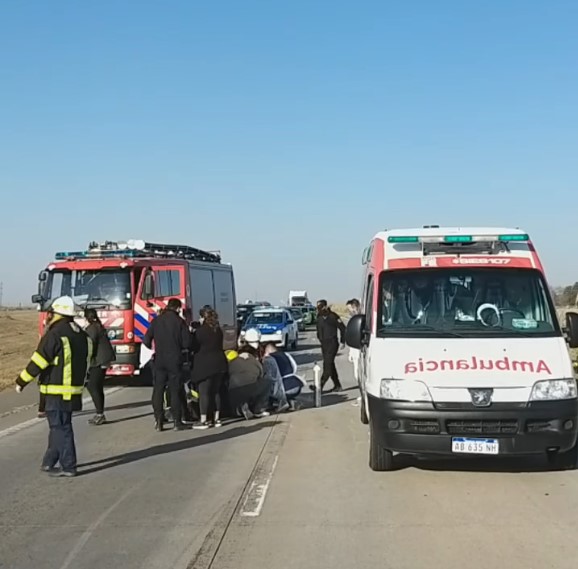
530;379;577;401
380;379;432;402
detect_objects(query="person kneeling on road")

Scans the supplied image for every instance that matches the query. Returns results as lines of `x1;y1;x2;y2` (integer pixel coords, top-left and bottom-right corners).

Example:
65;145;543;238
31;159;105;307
228;329;270;420
264;342;306;410
261;342;289;412
15;296;92;478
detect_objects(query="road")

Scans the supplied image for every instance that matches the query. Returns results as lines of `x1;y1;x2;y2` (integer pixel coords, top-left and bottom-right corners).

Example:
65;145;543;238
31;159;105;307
1;331;578;569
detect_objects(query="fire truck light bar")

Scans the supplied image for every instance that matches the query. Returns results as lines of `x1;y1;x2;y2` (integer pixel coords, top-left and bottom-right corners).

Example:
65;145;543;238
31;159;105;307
388;234;529;244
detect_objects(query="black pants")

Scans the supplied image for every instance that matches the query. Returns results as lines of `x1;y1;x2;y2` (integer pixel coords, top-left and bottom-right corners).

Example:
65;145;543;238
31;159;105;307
152;365;184;424
321;340;341;389
42;410;77;472
87;366;106;414
229;381;270;415
198;373;225;417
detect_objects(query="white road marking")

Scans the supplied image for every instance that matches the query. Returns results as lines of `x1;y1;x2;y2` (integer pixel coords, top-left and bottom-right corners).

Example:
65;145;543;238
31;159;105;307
58;483;141;569
240;455;279;517
0;387;124;440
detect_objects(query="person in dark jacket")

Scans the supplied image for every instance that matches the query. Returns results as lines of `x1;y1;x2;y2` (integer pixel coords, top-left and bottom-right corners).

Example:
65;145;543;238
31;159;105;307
144;298;192;431
228;330;270;420
315;299;346;392
264;342;306;410
191;308;228;429
84;309;115;425
15;296;92;477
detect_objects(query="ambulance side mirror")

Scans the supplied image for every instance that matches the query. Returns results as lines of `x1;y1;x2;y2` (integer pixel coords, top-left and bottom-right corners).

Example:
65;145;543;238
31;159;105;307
565;312;578;349
346;314;367;349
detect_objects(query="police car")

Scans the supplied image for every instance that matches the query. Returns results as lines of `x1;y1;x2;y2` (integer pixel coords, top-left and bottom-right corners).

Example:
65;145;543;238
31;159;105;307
241;307;299;350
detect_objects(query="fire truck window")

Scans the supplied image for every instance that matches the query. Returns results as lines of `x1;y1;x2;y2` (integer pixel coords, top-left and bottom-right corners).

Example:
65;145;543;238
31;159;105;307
212;270;235;328
156;270;181;298
189;268;215;316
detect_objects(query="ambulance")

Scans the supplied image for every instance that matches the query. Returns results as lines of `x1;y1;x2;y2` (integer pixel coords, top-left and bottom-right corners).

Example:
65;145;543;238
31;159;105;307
346;226;578;471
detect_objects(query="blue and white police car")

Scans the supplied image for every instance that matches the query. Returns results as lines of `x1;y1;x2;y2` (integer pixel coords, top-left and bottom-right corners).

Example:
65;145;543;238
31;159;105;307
241;307;299;350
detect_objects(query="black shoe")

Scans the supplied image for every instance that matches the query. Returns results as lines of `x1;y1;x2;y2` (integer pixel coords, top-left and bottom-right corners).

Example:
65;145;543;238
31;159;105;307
155;420;164;432
173;423;191;431
330;385;343;393
49;469;77;478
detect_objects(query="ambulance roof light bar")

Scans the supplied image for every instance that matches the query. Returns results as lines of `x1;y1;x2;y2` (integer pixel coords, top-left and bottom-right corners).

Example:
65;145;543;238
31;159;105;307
387;233;529;244
387;233;530;256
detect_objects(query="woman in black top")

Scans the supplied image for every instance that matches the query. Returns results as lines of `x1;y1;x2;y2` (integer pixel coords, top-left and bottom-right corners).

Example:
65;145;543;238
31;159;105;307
84;309;115;425
191;308;228;429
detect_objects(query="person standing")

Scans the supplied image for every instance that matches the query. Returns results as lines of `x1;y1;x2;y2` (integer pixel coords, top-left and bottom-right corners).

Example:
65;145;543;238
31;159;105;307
84;309;115;425
345;298;361;383
144;298;192;431
191;308;228;429
15;296;92;477
315;299;346;392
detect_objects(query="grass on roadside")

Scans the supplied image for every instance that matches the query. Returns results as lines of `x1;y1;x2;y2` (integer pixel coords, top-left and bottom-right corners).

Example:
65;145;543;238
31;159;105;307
0;310;39;391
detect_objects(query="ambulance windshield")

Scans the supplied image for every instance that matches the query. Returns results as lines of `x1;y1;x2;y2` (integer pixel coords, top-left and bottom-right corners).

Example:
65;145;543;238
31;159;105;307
377;268;559;338
44;269;132;310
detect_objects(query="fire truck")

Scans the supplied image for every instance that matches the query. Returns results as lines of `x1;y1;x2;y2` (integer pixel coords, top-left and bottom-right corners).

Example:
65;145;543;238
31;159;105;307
32;240;237;378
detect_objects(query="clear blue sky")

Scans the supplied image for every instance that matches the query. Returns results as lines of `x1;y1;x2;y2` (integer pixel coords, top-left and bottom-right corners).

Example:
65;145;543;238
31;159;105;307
1;0;577;305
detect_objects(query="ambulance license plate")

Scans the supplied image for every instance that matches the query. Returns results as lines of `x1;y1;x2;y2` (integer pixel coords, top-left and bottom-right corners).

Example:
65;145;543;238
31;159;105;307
451;437;499;455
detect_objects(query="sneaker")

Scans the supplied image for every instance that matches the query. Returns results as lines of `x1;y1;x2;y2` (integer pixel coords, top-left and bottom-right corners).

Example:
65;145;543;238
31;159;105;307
37;411;46;419
40;465;57;473
213;419;223;428
239;403;254;421
88;414;106;426
155;420;164;432
49;469;77;478
173;423;192;431
254;411;271;418
193;421;211;430
276;402;290;413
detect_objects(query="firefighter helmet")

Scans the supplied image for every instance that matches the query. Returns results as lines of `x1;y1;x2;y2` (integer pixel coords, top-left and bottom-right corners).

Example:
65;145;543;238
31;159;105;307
50;296;76;317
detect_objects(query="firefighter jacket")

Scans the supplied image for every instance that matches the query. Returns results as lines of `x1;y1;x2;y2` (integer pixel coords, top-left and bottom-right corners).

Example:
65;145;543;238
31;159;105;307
17;317;92;411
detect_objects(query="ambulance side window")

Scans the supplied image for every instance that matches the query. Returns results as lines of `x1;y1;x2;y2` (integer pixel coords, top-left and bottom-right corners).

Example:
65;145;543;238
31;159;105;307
365;275;374;332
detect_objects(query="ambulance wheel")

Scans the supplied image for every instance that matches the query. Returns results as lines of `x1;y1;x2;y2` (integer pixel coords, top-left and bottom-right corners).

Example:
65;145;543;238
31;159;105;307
369;422;394;471
360;396;369;425
547;444;578;470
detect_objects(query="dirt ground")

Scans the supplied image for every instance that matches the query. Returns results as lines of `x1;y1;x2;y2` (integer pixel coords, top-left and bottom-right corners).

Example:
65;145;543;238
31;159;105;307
0;310;39;391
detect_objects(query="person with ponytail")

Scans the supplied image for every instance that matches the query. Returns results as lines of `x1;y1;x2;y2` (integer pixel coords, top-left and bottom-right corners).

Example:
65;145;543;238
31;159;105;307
84;309;115;425
191;308;228;429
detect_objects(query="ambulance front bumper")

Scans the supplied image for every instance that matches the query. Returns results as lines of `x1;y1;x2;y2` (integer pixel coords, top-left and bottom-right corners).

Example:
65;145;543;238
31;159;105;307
367;395;578;455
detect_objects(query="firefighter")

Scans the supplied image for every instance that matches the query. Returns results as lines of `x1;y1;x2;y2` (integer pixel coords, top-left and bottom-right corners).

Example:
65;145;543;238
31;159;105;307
314;299;346;392
15;296;92;477
144;298;192;431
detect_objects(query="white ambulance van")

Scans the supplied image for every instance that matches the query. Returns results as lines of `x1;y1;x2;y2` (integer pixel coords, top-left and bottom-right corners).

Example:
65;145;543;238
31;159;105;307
346;227;578;471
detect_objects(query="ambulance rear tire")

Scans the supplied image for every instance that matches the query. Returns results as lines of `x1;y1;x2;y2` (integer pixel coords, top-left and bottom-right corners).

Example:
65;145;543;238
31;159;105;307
360;396;369;425
369;422;394;471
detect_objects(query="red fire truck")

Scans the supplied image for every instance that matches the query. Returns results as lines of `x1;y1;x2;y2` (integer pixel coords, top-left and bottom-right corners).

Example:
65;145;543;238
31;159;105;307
32;240;237;378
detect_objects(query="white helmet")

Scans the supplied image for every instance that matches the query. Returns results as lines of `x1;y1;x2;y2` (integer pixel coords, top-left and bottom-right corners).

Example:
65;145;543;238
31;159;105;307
50;296;76;317
244;328;261;348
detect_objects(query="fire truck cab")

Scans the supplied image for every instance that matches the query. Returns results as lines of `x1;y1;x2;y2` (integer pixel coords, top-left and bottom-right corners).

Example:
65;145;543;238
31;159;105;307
33;240;237;379
346;227;578;471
